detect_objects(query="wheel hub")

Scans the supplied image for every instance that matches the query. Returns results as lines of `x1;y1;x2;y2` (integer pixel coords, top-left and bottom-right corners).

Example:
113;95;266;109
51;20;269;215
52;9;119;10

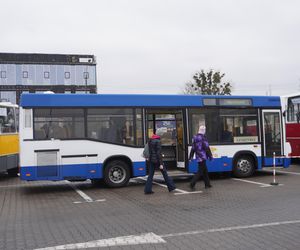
238;159;250;173
109;166;125;183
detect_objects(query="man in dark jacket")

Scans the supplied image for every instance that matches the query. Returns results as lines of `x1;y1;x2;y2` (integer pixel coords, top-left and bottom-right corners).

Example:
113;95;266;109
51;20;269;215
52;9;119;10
189;125;213;189
144;132;176;194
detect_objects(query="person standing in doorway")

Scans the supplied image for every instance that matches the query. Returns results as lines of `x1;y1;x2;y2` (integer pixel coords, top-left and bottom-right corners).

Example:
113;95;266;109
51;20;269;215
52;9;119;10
189;125;213;189
144;130;176;194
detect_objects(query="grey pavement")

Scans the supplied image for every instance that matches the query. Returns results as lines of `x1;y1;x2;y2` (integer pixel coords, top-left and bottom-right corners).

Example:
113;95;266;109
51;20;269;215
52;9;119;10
0;165;300;250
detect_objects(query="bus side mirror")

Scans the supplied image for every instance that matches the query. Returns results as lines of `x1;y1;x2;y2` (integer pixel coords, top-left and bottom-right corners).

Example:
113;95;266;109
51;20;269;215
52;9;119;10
282;111;286;117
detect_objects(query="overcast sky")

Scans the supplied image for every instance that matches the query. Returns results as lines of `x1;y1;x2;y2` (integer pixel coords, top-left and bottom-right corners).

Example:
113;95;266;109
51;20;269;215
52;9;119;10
2;0;300;95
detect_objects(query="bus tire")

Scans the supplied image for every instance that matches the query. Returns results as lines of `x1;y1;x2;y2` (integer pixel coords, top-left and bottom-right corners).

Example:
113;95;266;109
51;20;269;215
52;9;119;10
104;160;130;187
7;167;19;177
233;155;255;178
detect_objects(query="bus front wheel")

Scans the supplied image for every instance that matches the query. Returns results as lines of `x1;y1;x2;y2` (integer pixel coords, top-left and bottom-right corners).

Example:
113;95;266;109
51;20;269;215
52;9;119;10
104;160;130;187
233;156;255;178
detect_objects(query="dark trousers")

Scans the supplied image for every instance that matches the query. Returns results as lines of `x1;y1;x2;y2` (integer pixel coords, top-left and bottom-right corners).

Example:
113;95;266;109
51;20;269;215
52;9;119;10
144;162;175;193
190;160;211;187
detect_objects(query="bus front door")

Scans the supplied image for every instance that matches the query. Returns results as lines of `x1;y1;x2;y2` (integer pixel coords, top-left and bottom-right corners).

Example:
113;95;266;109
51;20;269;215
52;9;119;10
262;110;283;165
145;109;186;170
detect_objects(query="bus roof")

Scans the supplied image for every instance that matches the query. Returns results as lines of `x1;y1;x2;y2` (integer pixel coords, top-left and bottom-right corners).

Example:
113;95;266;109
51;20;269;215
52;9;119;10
20;93;281;108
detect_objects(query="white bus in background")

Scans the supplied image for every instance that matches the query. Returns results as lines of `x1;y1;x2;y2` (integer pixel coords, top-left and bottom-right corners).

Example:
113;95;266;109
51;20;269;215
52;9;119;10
19;93;291;187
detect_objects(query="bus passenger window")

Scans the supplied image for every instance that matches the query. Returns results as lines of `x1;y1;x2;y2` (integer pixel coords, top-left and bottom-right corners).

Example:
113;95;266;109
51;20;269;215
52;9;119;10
87;108;141;146
221;124;233;142
220;109;258;143
0;107;16;133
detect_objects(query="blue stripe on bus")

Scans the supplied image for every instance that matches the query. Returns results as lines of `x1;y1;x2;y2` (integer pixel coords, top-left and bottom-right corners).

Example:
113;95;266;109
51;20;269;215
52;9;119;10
264;157;291;168
188;157;233;173
20;156;290;181
188;156;287;173
20;162;146;181
20;93;281;108
20;163;102;181
132;161;147;176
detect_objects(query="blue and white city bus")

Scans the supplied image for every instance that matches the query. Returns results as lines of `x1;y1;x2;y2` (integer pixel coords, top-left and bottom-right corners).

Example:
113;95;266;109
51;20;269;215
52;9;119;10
19;93;291;187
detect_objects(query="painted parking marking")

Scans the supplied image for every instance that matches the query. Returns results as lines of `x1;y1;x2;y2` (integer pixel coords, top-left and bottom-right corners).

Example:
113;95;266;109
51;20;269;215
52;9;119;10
66;181;106;204
173;191;203;195
34;219;300;250
232;178;274;187
161;219;300;238
34;232;166;250
262;169;300;176
137;177;202;195
73;199;106;204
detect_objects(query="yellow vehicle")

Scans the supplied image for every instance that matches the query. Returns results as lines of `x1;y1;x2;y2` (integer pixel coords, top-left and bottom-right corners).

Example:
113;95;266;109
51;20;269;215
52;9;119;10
0;101;19;176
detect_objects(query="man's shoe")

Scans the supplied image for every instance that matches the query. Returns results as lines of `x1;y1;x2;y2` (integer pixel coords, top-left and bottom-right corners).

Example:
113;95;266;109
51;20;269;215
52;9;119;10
144;191;154;195
189;183;195;190
205;185;212;189
169;187;176;192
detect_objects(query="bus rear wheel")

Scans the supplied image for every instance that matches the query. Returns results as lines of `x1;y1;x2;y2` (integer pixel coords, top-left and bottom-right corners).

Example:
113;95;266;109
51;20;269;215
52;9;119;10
233;155;255;178
104;160;130;187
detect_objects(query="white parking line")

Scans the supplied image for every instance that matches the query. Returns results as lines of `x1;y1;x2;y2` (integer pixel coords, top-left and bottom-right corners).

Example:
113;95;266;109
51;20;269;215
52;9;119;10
174;191;203;195
161;219;300;238
69;184;93;202
137;177;202;195
232;178;272;187
34;232;166;250
34;219;300;249
263;169;300;175
66;181;106;203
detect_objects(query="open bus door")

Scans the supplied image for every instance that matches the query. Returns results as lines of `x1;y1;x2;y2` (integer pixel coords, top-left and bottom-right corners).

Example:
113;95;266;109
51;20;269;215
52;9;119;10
262;110;283;165
145;109;186;171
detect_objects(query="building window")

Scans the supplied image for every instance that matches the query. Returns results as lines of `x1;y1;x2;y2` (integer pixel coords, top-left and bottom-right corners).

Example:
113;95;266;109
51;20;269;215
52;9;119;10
65;72;70;79
44;71;50;79
83;72;89;79
0;71;6;78
23;71;28;78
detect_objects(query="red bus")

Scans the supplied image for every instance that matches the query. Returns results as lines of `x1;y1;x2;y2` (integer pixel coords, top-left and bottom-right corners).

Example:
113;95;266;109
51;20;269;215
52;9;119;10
283;93;300;158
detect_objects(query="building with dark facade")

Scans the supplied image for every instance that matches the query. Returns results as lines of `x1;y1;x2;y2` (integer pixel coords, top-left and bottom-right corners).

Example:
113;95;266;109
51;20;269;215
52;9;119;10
0;53;97;104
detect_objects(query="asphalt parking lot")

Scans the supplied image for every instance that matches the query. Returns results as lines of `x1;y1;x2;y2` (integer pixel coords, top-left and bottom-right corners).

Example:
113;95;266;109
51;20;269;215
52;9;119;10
1;165;300;250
